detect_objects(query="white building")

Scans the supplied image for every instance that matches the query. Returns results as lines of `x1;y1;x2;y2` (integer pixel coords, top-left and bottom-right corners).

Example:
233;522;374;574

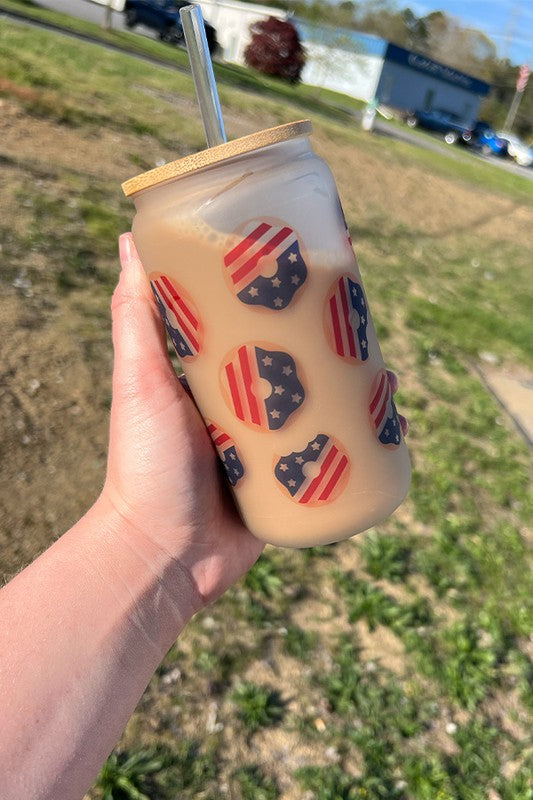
295;23;387;102
198;0;286;63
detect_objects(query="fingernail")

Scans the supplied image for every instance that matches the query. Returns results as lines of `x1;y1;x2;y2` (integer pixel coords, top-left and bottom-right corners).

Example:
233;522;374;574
119;232;135;268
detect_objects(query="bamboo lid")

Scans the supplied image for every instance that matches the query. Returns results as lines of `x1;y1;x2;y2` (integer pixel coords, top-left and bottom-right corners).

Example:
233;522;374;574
122;120;312;197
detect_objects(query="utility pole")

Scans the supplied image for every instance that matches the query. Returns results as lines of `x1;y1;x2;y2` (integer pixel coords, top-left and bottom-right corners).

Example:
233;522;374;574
503;64;530;131
103;0;113;30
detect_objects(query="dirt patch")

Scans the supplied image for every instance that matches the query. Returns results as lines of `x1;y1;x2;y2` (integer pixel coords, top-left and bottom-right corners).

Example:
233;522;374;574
0;290;109;579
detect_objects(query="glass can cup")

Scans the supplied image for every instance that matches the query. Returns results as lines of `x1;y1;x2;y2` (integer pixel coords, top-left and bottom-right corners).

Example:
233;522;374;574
122;120;411;547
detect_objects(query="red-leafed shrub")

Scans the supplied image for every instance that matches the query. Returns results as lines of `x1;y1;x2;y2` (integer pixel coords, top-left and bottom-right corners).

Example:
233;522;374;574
244;17;306;84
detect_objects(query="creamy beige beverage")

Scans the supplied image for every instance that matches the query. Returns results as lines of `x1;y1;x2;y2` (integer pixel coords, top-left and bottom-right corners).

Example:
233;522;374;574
123;121;411;547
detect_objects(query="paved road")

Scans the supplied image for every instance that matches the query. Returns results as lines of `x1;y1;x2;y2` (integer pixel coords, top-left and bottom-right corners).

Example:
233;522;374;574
373;118;533;181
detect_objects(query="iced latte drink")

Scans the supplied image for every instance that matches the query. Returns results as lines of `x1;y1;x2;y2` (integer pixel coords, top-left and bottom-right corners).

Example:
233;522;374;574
122;121;411;547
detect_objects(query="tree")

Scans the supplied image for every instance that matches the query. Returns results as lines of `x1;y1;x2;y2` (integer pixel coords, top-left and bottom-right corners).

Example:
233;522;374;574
244;17;306;83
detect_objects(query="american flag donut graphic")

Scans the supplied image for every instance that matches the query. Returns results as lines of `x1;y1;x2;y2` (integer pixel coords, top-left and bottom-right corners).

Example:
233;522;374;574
220;343;305;431
369;369;402;448
223;219;308;311
274;434;350;506
324;274;369;363
150;273;203;362
206;422;245;487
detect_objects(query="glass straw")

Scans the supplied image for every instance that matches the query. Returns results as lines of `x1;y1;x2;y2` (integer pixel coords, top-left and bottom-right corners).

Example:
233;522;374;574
179;5;227;147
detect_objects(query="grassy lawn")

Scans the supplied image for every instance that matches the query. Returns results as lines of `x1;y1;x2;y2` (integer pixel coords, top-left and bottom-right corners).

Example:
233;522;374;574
1;16;532;800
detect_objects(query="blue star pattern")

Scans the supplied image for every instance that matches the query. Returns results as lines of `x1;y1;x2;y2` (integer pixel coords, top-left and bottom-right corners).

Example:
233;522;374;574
222;344;305;430
325;274;369;362
207;422;245;487
369;369;401;448
274;434;350;505
224;221;308;310
150;274;202;361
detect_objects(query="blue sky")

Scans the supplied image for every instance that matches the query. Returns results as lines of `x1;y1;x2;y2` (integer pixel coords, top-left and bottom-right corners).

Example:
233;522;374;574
405;0;533;65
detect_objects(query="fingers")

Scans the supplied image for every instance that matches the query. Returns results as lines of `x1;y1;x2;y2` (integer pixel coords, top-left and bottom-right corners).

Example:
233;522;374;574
112;233;178;404
387;369;409;436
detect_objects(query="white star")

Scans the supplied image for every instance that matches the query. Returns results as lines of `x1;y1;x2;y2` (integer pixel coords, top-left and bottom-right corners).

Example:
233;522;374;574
352;286;358;296
234;468;240;475
361;316;365;324
279;463;288;471
291;393;302;404
291;274;300;285
361;340;367;348
395;435;400;442
270;409;281;419
282;365;293;376
230;452;236;459
271;277;281;287
295;456;304;464
262;356;273;366
273;297;283;307
248;286;259;297
311;441;321;451
361;297;365;306
274;385;285;395
385;429;389;436
288;252;298;263
288;479;296;487
180;342;187;351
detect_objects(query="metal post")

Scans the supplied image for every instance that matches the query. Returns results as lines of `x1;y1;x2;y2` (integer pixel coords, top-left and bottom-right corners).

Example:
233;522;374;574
103;0;113;30
503;88;523;131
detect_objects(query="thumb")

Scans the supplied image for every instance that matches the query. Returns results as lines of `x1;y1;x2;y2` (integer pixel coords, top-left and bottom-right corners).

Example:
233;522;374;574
112;233;178;405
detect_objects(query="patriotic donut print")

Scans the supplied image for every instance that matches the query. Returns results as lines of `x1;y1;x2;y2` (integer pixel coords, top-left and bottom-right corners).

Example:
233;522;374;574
150;273;203;362
220;343;305;431
223;219;308;310
369;369;402;448
206;422;245;487
274;434;350;506
324;274;369;363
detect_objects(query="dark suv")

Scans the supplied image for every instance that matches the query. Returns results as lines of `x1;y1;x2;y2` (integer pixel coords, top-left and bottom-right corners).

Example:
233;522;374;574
123;0;218;53
405;108;473;144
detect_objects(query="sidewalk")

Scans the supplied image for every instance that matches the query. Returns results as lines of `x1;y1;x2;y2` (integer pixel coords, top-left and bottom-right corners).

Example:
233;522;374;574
477;362;533;449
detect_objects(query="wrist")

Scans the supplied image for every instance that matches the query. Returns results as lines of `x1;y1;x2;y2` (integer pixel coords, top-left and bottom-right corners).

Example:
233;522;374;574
85;492;202;651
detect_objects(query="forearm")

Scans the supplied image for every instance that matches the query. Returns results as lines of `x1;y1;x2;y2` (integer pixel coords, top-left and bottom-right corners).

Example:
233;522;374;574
0;496;199;800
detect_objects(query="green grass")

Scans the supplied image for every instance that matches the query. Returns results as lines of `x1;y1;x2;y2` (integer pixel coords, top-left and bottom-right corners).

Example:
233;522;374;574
232;765;280;800
231;682;286;732
1;17;532;800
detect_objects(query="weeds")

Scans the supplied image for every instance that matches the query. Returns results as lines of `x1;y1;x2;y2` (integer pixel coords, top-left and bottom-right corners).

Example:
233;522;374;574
360;532;413;582
334;572;432;637
243;554;283;598
231;682;286;732
283;623;318;660
415;620;498;709
232;765;280;800
95;748;168;800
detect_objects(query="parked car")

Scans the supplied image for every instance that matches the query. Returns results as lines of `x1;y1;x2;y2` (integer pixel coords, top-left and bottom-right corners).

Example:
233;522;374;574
470;122;508;157
404;108;473;144
123;0;218;53
496;131;533;167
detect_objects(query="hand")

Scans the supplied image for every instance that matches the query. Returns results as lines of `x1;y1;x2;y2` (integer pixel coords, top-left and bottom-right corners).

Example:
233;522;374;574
102;234;264;613
102;235;408;613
